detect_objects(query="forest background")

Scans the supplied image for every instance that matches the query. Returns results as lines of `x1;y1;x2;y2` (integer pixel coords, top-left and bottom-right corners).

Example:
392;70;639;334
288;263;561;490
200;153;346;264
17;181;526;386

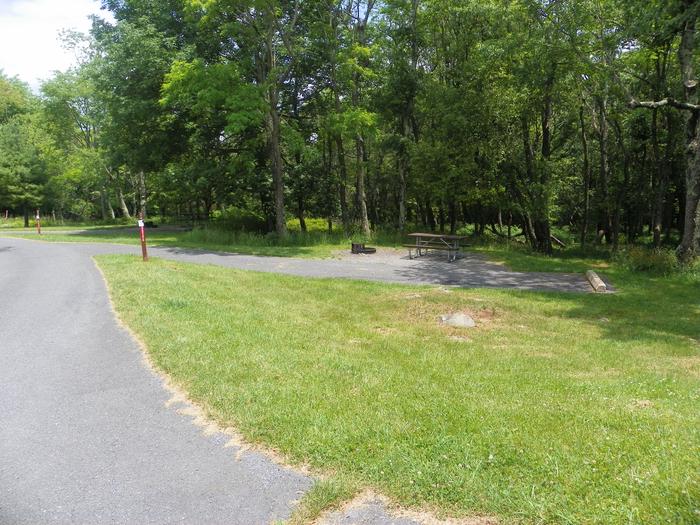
1;0;700;263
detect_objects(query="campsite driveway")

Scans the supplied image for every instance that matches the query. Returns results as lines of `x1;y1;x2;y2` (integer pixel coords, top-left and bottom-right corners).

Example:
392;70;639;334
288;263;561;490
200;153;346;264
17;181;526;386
0;236;591;524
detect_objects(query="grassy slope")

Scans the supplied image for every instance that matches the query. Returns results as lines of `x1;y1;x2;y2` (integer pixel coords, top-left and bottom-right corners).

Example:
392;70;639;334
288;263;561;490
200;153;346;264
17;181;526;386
96;254;699;524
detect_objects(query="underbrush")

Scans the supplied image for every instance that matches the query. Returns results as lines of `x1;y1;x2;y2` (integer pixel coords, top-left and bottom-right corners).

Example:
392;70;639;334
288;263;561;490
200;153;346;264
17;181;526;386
615;246;681;276
179;227;347;249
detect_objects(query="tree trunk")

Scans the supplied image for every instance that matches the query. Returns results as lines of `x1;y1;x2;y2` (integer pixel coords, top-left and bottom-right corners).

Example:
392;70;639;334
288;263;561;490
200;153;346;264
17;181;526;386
107;196;115;220
267;86;287;236
137;170;147;219
417;200;426;227
438;205;445;233
101;186;115;220
426;200;436;231
335;135;351;236
521;114;552;253
352;16;371;237
677;5;700;263
100;187;108;221
651;108;667;248
597;97;612;243
397;93;414;231
23;206;29;228
580;105;591;248
507;212;512;240
522;213;537;248
118;188;131;219
397;151;407;232
611;119;631;250
354;135;371;235
297;194;307;233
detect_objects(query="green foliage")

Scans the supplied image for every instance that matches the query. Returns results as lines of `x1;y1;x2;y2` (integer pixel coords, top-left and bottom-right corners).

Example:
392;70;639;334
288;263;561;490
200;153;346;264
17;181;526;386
616;246;680;275
209;206;267;231
0;75;53;214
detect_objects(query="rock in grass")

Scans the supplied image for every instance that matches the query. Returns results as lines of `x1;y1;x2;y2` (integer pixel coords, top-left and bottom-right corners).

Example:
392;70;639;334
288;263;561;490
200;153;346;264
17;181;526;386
440;313;476;328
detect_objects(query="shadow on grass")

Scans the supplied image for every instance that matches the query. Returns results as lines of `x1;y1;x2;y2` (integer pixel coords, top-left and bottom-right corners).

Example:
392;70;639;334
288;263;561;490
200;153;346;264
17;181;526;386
63;228;337;258
512;273;700;347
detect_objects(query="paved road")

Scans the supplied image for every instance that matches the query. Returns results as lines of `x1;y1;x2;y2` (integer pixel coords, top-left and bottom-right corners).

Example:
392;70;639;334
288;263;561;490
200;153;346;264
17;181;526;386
0;239;312;524
2;235;593;292
0;237;592;524
134;246;591;292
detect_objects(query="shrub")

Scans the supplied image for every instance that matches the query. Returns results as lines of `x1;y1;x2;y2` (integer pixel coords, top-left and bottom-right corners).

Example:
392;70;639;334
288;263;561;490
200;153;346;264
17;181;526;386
286;217;331;233
210;207;266;232
617;246;678;275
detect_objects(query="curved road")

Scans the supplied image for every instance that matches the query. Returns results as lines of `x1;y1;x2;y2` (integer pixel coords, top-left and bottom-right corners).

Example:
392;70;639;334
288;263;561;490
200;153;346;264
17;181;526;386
0;239;311;524
0;237;592;524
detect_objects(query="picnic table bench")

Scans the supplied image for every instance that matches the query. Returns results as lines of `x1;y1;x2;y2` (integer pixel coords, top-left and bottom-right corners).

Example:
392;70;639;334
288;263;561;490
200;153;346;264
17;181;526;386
403;233;469;262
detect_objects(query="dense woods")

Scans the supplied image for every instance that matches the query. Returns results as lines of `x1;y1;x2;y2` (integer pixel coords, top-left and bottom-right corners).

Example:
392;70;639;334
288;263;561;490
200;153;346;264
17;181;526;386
1;0;699;262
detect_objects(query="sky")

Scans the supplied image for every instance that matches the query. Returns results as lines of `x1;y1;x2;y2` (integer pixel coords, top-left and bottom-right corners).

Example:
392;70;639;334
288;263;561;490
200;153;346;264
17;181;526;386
0;0;112;91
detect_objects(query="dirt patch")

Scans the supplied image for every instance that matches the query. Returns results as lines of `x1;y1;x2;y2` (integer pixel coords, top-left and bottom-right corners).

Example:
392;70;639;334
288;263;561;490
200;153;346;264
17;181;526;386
630;399;654;409
526;351;555;358
672;354;700;378
568;369;622;380
475;308;497;323
402;294;498;328
316;490;499;525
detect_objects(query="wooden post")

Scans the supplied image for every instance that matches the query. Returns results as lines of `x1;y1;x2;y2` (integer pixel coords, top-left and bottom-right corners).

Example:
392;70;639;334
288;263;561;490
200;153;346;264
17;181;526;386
35;209;41;235
138;214;148;262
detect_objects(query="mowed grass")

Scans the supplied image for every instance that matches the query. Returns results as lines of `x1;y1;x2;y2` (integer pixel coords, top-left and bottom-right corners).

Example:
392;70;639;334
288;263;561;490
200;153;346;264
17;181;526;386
95;254;700;523
4;228;350;258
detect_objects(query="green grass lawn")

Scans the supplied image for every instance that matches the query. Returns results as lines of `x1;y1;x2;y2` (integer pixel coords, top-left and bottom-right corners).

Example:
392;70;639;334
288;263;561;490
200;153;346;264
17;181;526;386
2;227;352;258
96;254;699;524
0;221;622;266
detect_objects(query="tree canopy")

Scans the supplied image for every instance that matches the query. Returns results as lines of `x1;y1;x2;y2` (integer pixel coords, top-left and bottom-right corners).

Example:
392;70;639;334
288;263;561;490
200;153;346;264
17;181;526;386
2;0;700;261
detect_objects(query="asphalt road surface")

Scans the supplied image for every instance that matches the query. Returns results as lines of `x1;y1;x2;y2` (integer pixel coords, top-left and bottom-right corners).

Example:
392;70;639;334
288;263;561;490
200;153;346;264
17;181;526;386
0;238;312;524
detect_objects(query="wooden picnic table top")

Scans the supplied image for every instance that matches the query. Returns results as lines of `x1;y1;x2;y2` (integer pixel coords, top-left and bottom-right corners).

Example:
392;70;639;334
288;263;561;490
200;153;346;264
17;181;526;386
407;232;469;241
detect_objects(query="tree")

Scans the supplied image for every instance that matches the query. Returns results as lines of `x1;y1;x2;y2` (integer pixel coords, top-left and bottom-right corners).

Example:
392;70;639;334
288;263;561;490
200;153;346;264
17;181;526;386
629;0;700;263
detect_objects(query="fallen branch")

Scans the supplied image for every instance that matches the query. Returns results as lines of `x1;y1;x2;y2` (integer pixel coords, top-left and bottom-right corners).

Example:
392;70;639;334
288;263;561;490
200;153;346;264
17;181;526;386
550;234;566;248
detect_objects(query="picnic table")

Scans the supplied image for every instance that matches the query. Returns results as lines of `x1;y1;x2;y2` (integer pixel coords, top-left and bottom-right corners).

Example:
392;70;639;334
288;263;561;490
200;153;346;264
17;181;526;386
403;233;468;262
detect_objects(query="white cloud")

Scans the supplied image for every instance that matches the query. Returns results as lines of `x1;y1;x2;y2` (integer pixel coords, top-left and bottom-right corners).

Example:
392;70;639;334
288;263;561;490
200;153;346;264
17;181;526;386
0;0;112;90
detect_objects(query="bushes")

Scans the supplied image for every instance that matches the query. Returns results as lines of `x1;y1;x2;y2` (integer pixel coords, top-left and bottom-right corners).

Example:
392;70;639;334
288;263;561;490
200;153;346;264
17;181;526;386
616;246;679;275
286;217;330;233
209;207;266;232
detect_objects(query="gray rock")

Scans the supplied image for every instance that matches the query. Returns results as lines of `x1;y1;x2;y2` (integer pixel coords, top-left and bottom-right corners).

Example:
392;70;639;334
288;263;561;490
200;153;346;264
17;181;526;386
440;312;476;328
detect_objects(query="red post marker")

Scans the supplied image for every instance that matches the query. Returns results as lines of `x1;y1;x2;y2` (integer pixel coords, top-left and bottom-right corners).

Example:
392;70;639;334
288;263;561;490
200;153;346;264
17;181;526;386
35;209;41;235
138;217;149;261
